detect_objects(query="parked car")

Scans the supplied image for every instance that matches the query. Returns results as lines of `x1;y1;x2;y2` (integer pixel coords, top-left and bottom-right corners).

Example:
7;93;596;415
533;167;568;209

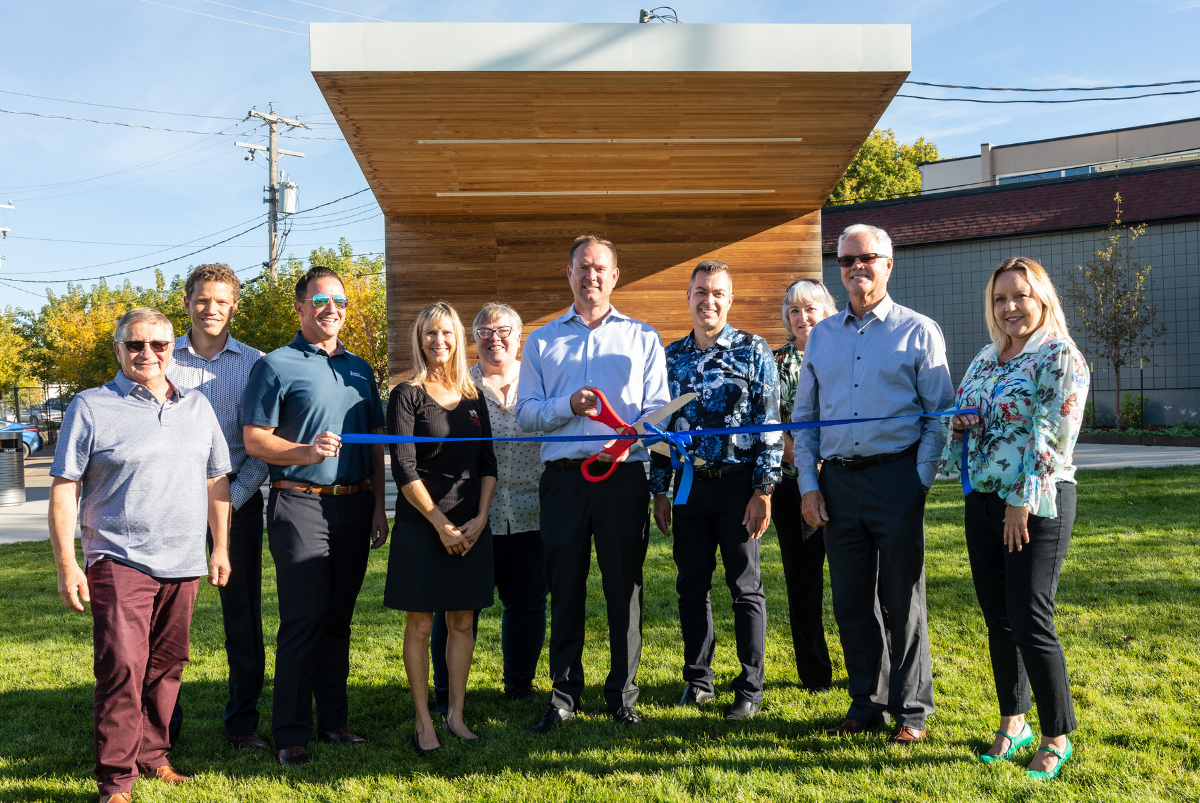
0;419;42;458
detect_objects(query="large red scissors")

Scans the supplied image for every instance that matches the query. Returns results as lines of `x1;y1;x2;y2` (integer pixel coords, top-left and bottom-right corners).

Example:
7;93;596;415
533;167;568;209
580;389;701;481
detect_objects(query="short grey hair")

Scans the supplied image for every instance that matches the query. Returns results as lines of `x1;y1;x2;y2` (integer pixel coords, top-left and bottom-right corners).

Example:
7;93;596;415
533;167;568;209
781;279;839;342
114;307;174;343
472;302;523;338
836;223;893;256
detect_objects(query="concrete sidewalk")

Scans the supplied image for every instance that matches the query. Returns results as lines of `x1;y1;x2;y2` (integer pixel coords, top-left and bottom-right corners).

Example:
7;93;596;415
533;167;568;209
2;442;1198;545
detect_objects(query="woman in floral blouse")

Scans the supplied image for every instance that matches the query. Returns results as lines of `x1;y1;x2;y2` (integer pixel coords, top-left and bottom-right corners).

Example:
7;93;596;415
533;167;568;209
941;256;1088;780
773;278;839;692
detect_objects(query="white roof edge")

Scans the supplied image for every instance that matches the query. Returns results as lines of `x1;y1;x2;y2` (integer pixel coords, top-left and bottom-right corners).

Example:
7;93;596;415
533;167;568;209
309;22;910;73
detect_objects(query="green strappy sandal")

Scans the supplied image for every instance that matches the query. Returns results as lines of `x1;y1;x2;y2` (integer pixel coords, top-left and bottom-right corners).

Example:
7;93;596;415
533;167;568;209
978;721;1034;764
1026;737;1073;779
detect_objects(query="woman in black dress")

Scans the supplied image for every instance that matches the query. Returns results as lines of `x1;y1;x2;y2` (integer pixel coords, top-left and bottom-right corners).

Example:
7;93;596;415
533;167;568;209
385;302;497;754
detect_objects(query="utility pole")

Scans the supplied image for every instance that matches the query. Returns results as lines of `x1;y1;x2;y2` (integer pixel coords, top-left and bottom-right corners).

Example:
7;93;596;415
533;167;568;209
0;200;14;271
236;104;306;284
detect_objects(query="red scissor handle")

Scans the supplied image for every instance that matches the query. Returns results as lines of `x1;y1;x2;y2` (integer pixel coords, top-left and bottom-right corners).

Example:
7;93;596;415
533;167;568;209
580;389;639;482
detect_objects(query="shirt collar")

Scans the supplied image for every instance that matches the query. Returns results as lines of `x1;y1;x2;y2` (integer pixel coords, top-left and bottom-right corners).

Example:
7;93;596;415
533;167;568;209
555;303;630;326
684;322;736;351
113;370;182;401
840;294;894;325
292;331;344;357
982;326;1051;360
471;361;520;409
179;329;245;357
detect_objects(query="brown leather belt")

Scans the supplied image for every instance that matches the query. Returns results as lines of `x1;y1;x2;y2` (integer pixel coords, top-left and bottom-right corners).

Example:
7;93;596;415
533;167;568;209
272;478;372;495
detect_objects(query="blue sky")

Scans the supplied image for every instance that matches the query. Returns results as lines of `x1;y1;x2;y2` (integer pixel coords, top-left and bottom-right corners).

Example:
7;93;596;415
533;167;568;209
3;0;1200;311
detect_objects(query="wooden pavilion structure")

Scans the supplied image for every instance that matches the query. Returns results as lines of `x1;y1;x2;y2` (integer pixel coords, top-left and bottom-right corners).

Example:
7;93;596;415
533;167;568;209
310;22;910;382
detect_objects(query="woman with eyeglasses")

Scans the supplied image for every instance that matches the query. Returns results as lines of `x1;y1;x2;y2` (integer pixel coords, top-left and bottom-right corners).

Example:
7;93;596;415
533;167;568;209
940;257;1087;779
384;302;497;755
428;303;547;716
772;278;839;693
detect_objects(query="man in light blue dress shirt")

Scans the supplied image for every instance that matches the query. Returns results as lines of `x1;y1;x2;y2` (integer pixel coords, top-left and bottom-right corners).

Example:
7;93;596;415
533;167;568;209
516;234;670;733
165;264;271;752
793;224;954;745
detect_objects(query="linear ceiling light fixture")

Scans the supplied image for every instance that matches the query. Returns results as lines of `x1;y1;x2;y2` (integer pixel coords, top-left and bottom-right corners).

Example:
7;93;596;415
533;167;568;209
436;189;777;197
418;137;803;145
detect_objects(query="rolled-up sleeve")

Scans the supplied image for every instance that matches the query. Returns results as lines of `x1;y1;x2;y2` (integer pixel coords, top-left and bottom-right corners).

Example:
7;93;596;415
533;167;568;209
515;340;575;432
230;455;268;511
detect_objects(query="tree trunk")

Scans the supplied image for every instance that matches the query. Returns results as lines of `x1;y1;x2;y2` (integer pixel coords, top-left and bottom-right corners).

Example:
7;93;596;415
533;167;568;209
1114;369;1123;430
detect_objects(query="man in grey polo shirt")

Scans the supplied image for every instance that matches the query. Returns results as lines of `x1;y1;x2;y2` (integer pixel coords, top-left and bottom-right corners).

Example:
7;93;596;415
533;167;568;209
49;307;232;803
793;224;954;745
243;265;388;767
166;263;271;752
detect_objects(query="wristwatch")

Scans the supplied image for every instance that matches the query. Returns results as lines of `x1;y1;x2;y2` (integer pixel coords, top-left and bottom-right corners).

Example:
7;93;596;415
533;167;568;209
758;484;776;496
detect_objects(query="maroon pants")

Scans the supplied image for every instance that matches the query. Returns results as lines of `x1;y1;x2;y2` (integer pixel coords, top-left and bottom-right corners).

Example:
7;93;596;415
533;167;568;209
88;559;198;795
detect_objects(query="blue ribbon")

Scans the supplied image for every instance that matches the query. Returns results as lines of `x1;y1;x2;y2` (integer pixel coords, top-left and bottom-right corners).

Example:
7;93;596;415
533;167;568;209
341;407;980;496
640;422;696;504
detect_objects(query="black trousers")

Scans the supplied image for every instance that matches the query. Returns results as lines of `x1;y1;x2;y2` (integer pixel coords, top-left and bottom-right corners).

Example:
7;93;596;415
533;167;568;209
267;488;373;749
820;450;934;729
772;477;833;690
168;490;265;743
431;528;548;694
540;461;650;713
671;471;766;703
965;482;1077;737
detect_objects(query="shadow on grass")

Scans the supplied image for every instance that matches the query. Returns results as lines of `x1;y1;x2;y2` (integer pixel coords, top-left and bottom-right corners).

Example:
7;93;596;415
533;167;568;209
0;679;965;793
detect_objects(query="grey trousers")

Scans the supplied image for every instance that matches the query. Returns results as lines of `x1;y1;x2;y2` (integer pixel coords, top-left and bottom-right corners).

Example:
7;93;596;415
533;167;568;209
819;450;934;729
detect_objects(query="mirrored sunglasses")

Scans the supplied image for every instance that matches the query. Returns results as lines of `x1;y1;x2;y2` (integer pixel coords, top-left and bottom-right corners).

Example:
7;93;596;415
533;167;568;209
309;294;349;309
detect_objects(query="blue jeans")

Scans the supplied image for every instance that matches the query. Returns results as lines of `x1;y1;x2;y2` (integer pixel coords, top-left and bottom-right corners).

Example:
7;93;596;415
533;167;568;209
432;529;547;695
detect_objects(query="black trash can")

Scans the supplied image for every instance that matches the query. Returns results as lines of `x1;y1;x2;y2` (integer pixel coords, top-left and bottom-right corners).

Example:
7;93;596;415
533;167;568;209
0;431;25;507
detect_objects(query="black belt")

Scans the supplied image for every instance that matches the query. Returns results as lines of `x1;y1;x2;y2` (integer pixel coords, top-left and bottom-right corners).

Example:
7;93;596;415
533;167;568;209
828;441;919;472
690;462;749;481
546;458;587;472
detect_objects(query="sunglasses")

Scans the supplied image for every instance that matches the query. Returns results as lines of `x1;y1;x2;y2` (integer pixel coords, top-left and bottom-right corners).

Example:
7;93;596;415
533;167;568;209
476;326;514;341
307;294;349;309
120;340;171;354
836;253;890;268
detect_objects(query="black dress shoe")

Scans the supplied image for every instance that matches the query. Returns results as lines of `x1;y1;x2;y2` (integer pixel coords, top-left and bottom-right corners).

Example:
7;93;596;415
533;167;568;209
803;685;831;695
228;732;270;751
504;682;539;703
276;746;311;766
318;727;367;745
411;732;442;757
526;705;576;735
610;706;642;726
677;685;716;707
724;699;762;722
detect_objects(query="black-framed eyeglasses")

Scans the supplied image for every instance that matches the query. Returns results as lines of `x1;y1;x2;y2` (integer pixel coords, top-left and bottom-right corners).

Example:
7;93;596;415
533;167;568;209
120;340;171;354
836;253;890;268
307;294;349;309
476;326;513;341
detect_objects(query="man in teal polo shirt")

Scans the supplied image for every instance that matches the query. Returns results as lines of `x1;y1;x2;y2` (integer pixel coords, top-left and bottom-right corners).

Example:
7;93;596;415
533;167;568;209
243;266;388;766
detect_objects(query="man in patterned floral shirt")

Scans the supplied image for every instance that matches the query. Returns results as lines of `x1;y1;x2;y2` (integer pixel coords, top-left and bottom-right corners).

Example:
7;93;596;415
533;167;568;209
651;260;782;722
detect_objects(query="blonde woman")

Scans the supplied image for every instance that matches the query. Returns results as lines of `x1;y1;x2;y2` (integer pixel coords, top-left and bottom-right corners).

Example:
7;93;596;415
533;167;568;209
772;279;839;692
941;257;1088;779
384;302;497;755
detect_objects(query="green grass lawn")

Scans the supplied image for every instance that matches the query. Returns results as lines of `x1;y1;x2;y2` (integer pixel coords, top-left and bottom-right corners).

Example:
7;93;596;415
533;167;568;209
1;467;1198;802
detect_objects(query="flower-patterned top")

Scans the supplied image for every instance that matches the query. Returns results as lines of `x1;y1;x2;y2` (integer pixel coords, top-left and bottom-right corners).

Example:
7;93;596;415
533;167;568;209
774;342;803;480
938;328;1088;518
649;324;782;495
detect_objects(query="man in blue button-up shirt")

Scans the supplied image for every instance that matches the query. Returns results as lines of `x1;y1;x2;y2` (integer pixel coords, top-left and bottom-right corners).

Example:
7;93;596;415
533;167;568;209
649;260;781;722
516;234;670;733
793;224;954;745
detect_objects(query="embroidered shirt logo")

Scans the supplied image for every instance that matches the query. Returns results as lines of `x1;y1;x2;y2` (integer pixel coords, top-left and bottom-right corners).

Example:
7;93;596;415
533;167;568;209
348;371;368;381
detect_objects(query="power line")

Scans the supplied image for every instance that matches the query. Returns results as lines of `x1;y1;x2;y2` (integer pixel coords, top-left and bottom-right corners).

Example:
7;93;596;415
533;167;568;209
14;148;236;202
288;212;382;232
0;88;244;120
293;187;373;215
282;0;388;21
133;0;308;36
196;0;309;25
897;88;1200;104
0;107;248;136
905;78;1200;92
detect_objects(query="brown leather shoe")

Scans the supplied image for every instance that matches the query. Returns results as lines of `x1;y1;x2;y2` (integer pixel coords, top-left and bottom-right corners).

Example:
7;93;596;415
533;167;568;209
147;764;192;783
889;724;927;745
99;794;132;803
318;727;367;745
826;716;883;737
276;745;312;766
229;732;271;751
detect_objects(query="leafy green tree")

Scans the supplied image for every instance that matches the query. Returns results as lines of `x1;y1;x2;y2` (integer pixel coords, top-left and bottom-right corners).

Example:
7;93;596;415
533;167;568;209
1062;194;1166;429
826;128;940;206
